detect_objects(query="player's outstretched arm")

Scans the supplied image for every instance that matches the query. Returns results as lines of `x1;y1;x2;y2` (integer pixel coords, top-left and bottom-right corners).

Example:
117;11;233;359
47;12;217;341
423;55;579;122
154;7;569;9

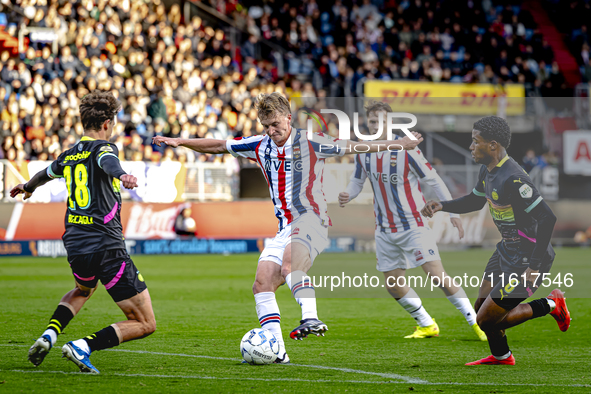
422;191;486;217
343;132;423;155
10;165;55;200
99;154;139;189
152;136;229;154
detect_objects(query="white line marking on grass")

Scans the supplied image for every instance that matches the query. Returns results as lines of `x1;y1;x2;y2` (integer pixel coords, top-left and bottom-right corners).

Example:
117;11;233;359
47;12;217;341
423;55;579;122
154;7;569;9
0;369;414;384
105;349;236;361
105;348;427;384
1;369;589;388
2;345;589;388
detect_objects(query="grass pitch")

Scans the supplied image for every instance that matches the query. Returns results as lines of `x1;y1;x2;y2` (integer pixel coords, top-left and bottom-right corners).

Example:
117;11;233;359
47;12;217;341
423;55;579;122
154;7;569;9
0;248;589;393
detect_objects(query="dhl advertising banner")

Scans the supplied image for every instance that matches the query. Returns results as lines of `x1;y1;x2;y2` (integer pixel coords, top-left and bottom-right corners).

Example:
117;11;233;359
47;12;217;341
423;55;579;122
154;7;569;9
364;81;525;115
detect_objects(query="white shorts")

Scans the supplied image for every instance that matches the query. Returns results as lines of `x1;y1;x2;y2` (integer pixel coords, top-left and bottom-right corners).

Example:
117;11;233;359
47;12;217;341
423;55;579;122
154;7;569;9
259;214;329;267
375;227;441;272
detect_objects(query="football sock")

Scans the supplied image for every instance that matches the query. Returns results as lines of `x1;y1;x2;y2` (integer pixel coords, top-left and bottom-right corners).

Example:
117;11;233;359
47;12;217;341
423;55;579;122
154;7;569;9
44;304;75;345
489;334;511;360
396;288;434;327
42;329;57;346
255;292;285;356
494;350;512;360
528;298;552;318
547;298;556;312
286;271;318;320
446;287;477;326
83;325;120;352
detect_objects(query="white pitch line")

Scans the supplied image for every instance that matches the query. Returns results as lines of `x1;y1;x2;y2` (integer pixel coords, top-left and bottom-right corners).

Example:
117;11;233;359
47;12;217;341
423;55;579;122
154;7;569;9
0;345;421;383
2;344;589;388
0;369;410;385
105;349;426;384
1;369;589;388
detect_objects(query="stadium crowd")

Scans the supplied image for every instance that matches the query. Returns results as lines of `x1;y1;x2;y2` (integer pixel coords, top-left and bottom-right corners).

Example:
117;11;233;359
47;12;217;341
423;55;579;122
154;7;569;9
0;0;570;163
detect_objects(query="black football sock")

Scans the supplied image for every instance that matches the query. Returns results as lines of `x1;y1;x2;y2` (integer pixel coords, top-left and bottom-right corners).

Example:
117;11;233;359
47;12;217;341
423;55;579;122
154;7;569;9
46;305;75;336
528;298;551;318
488;333;511;359
83;325;120;352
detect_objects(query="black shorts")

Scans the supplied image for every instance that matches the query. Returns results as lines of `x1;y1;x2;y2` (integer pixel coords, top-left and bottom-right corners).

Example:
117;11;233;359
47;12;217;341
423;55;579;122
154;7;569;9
484;245;554;310
68;249;147;302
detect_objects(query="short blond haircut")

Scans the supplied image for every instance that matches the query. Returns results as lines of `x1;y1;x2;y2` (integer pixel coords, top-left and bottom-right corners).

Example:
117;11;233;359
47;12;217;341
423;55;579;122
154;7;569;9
364;100;392;117
254;92;291;121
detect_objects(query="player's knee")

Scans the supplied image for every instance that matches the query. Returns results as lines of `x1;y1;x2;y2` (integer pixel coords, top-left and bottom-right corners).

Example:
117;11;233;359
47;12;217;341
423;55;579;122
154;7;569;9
142;318;156;337
474;298;484;313
476;314;494;332
253;278;272;294
75;287;92;298
280;266;291;280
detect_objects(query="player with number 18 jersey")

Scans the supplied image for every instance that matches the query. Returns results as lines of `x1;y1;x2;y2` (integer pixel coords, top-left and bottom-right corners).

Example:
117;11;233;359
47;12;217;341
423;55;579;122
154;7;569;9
13;91;155;375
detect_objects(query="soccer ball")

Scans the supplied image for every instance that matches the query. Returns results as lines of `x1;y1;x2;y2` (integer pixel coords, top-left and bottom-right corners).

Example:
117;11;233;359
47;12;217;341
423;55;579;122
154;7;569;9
240;328;280;365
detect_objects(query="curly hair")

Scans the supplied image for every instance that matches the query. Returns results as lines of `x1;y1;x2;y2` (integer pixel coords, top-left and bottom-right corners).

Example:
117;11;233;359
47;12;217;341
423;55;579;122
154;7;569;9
473;116;511;148
79;90;121;131
254;92;291;121
364;100;392;117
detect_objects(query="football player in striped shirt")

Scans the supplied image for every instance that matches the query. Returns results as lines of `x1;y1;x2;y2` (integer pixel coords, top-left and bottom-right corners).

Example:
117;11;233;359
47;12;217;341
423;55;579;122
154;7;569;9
339;101;486;341
153;93;423;362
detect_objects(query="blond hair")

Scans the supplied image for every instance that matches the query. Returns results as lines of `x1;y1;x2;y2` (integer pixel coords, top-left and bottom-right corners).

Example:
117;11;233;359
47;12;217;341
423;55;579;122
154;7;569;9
254;92;291;120
364;100;392;117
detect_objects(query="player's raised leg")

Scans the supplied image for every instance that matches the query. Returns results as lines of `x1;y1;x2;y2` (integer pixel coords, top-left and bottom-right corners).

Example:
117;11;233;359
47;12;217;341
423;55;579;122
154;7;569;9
28;283;96;366
486;289;569;332
253;259;289;363
421;260;486;341
383;268;439;338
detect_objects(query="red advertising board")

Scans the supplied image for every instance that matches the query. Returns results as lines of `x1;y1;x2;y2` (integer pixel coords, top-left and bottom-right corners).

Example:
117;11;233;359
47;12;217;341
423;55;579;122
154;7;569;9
3;201;278;240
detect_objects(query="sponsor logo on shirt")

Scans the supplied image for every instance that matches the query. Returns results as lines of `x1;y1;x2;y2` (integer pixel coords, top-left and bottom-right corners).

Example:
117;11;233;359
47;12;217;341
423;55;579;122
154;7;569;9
390;155;397;166
99;145;114;152
63;151;91;163
519;184;533;198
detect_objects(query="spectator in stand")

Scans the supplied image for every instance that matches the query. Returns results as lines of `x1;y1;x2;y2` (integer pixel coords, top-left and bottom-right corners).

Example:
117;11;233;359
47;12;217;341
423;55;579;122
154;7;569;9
0;0;572;164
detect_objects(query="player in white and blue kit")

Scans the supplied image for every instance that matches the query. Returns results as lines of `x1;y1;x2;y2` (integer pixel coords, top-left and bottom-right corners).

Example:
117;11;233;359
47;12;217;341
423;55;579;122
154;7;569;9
339;101;486;341
154;93;423;362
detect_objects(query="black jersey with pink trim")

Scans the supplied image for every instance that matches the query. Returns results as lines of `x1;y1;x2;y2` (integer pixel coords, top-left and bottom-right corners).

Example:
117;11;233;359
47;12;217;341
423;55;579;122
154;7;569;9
48;136;125;255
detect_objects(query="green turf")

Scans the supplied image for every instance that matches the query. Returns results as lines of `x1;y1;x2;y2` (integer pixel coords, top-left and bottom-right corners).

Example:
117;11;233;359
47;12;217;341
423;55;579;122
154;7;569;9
0;248;589;393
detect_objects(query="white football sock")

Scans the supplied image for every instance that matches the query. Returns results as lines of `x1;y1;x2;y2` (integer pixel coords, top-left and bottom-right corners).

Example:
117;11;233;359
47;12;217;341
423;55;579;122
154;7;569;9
397;288;434;327
447;287;477;326
72;339;90;354
254;292;285;357
494;351;512;360
286;271;318;320
42;329;57;346
546;298;556;311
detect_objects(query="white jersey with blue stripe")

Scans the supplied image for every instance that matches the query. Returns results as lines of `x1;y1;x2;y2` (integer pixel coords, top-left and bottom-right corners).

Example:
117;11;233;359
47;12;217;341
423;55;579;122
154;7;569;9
345;138;452;233
226;128;346;231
